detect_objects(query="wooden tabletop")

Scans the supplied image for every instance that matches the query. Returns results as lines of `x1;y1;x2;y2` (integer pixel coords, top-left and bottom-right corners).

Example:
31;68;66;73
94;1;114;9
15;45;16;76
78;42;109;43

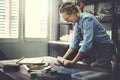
0;56;114;80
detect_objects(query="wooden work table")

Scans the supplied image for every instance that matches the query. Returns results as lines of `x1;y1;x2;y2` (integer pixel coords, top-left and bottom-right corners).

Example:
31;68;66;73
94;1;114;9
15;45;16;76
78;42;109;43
0;56;119;80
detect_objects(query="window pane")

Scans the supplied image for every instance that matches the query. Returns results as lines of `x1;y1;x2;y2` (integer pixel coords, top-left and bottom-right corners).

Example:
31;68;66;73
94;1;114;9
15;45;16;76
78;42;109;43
0;0;19;38
25;0;48;38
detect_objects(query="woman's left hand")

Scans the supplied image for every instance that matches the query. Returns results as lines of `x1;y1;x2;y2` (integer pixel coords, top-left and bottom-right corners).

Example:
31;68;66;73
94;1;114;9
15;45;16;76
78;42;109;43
63;59;74;66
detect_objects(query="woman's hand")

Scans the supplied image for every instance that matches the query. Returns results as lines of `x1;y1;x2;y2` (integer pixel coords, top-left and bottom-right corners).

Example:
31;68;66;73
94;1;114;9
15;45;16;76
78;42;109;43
63;59;74;66
57;56;74;66
57;56;65;64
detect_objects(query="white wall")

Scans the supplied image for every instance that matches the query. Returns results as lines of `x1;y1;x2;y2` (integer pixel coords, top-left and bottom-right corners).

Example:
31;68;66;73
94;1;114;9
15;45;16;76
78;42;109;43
0;42;48;59
49;0;61;41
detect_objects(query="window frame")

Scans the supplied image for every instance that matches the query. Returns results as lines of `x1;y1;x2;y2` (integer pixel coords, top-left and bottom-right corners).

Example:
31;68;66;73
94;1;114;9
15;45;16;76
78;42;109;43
0;0;50;43
0;0;20;42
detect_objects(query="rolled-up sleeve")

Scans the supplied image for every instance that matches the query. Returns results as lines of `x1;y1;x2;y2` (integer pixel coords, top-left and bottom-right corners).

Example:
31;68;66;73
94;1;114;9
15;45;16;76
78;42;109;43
79;16;94;54
70;24;80;51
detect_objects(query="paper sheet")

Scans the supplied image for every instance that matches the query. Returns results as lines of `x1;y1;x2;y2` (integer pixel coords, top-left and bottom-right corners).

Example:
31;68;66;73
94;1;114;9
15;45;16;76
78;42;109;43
18;57;43;64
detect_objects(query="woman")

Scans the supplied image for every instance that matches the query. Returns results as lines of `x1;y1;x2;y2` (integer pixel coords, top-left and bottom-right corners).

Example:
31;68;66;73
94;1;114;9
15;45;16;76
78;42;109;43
57;2;116;70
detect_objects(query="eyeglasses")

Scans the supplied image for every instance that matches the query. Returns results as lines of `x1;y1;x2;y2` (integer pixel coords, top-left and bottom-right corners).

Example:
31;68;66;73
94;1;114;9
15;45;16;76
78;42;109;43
63;15;71;22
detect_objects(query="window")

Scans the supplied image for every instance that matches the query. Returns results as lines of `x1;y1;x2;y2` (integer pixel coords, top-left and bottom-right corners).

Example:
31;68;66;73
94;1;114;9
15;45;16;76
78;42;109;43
0;0;49;41
0;0;19;38
25;0;48;38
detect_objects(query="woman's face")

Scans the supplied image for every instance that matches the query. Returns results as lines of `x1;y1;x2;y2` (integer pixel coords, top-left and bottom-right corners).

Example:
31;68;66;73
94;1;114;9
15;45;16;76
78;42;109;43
61;12;79;24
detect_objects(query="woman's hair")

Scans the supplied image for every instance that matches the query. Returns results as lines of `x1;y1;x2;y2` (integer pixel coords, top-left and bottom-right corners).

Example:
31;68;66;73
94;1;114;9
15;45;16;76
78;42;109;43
59;2;79;15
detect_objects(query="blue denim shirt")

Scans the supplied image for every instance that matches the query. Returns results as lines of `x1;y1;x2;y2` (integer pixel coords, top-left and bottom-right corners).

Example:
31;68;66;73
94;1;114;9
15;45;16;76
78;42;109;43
70;13;113;54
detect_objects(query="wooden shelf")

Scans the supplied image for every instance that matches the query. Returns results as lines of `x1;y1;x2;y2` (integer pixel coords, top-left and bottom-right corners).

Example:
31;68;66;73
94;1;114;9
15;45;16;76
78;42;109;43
84;0;112;5
49;41;71;45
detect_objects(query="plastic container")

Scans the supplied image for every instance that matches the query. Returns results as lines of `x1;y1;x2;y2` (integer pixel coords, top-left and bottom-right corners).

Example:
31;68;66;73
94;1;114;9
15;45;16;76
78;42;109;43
71;71;92;80
71;71;111;80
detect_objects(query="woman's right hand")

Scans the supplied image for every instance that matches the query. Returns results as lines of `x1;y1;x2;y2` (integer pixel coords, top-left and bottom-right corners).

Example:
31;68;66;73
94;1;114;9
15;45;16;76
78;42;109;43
57;56;65;64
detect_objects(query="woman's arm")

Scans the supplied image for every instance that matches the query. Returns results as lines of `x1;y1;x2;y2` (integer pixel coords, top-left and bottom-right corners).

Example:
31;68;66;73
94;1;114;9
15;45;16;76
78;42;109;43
71;51;83;63
63;52;83;66
57;48;74;64
57;51;83;66
63;48;74;59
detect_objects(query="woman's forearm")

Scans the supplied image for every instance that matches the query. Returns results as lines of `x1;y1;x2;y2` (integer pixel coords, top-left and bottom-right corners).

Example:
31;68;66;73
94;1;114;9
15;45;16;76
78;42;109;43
72;52;83;63
63;48;74;59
